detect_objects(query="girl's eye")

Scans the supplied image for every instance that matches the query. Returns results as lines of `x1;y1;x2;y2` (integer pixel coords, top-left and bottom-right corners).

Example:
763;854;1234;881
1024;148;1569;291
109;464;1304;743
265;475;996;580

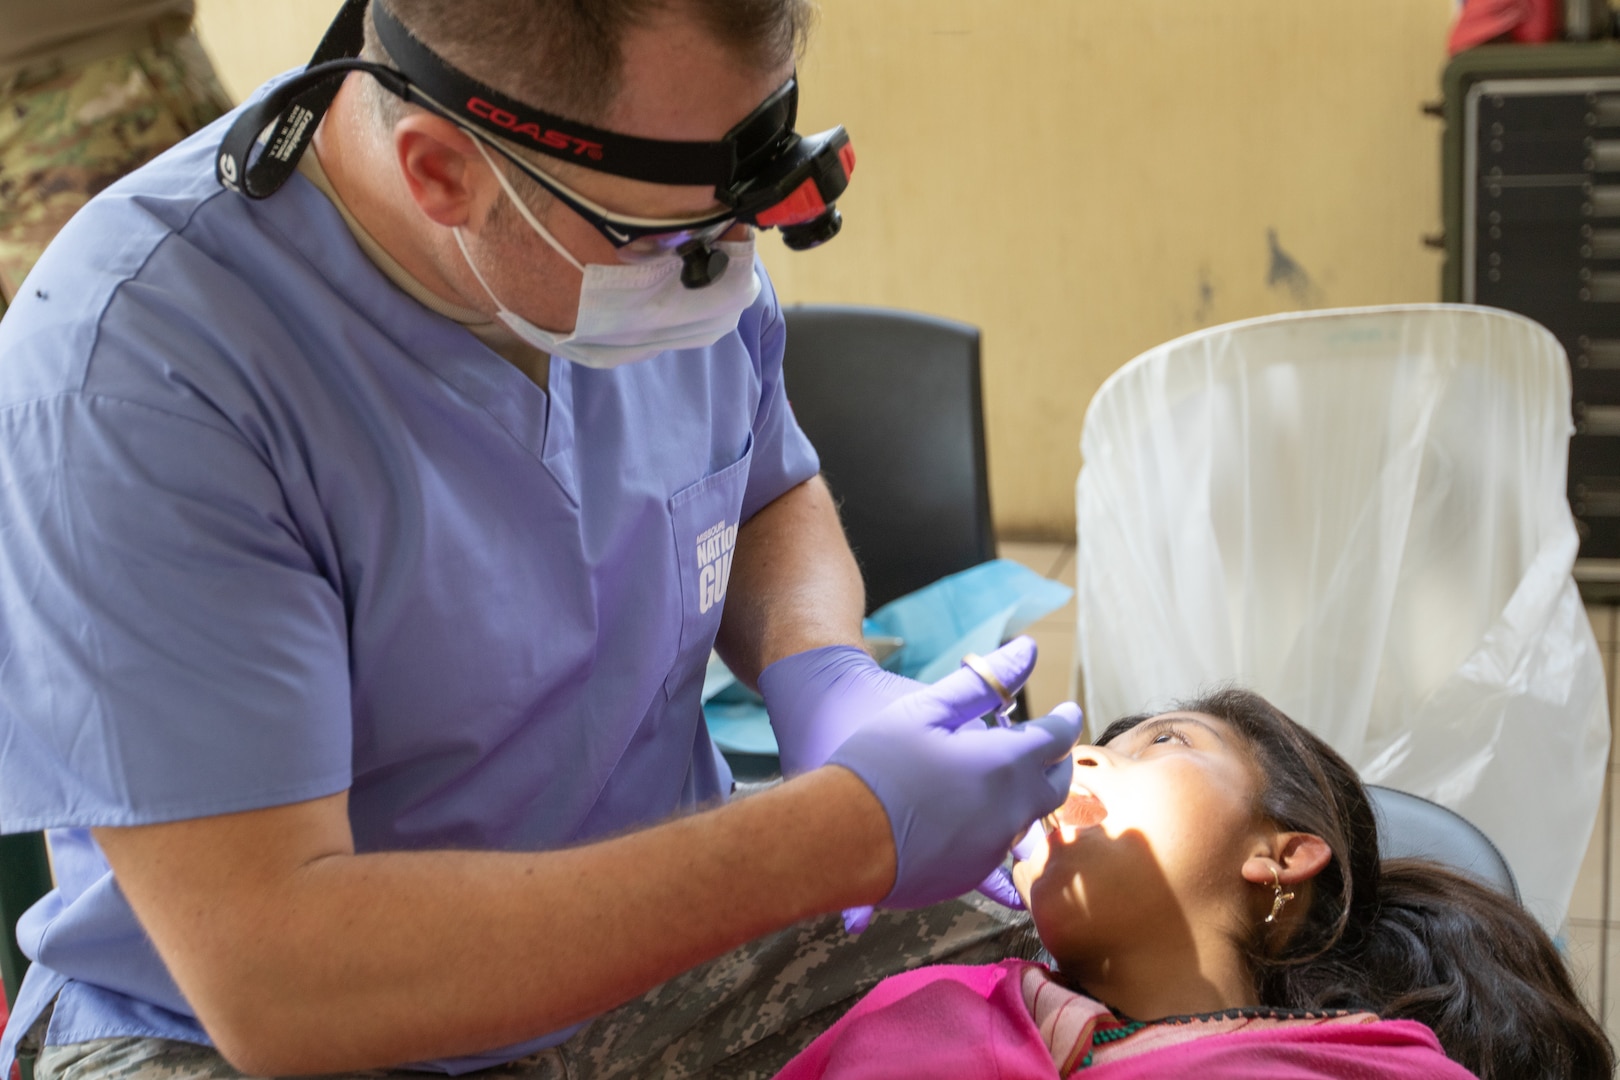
1147;725;1190;747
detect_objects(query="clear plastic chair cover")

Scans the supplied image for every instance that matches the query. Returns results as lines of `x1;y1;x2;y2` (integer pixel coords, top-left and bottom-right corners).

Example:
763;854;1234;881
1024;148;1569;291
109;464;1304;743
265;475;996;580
1076;304;1608;929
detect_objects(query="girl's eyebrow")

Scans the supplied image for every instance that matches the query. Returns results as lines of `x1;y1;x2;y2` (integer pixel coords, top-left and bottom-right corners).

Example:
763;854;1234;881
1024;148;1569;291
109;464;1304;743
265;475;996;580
1135;715;1228;745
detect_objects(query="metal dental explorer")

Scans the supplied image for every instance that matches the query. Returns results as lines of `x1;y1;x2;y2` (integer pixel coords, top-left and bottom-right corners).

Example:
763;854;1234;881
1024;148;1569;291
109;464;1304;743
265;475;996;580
961;652;1062;833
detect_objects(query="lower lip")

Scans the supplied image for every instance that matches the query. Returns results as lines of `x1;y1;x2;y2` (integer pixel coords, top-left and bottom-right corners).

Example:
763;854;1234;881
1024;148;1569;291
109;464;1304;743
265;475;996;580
1055;790;1106;829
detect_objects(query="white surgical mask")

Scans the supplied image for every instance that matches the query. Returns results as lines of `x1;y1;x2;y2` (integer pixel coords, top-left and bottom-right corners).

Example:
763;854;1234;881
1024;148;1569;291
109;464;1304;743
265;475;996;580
455;140;761;370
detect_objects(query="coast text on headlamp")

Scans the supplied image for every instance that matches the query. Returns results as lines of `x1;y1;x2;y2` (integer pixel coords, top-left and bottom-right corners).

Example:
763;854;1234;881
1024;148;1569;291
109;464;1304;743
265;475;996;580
215;0;855;286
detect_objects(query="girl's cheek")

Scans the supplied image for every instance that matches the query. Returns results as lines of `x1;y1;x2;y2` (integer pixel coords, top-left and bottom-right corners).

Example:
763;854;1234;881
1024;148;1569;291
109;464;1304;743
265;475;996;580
1012;834;1053;898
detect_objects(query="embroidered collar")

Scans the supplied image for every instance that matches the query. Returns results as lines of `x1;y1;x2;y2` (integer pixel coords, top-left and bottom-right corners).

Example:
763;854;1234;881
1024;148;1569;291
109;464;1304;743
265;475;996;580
1017;965;1377;1074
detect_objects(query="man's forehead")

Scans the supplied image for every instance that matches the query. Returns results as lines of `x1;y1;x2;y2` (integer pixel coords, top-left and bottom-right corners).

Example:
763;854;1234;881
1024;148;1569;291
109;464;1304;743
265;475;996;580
603;10;795;143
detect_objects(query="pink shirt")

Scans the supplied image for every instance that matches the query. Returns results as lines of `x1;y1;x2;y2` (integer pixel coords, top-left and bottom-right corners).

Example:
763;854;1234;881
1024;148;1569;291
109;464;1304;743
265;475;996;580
775;960;1478;1079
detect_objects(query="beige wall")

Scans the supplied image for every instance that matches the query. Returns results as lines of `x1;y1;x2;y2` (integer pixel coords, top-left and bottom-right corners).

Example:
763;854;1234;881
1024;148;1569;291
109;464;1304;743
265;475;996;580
193;0;1457;538
193;2;331;97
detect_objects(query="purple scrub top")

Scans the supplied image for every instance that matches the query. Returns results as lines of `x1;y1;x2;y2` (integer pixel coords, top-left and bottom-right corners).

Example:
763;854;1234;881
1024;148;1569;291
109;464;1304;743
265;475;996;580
0;86;818;1074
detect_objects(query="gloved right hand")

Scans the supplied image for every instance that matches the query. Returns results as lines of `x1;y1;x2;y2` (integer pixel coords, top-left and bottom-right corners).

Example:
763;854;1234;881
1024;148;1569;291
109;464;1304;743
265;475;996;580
827;638;1084;911
760;644;924;779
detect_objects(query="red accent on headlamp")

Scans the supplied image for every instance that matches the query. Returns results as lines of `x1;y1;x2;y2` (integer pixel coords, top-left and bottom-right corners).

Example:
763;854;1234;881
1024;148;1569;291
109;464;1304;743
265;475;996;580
838;141;856;181
756;177;829;228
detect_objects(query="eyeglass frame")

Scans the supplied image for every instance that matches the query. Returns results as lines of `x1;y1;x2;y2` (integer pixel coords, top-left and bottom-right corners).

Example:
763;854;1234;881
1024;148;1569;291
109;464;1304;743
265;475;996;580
419;87;745;260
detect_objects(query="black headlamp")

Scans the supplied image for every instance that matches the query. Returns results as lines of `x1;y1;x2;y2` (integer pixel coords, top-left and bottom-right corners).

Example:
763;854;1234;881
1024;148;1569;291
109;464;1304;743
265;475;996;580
217;0;855;288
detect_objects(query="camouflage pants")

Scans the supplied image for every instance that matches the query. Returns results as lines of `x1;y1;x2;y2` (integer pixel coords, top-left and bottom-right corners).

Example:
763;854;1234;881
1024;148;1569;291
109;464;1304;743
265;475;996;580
0;21;230;311
32;896;1038;1080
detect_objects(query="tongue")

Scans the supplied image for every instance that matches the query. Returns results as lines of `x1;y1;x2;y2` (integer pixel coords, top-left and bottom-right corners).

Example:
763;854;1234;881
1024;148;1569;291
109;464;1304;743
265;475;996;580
1056;790;1106;829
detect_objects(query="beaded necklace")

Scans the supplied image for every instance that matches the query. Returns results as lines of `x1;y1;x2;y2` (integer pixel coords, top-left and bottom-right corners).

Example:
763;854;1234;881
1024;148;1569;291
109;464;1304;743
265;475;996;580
1075;1005;1361;1070
1126;1004;1359;1026
1077;1021;1149;1066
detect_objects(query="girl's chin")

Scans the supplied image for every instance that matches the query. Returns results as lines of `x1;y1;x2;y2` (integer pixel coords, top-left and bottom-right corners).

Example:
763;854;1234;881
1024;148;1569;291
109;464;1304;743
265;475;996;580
1053;821;1107;845
1011;860;1041;905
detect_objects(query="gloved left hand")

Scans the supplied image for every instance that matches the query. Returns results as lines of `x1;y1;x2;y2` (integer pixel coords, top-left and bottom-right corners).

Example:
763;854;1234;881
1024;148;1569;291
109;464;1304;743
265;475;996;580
759;639;1041;932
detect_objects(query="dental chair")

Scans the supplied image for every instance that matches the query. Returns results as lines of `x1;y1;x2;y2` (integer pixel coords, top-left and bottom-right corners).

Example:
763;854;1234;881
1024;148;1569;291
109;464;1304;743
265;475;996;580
1368;785;1518;900
1074;305;1605;930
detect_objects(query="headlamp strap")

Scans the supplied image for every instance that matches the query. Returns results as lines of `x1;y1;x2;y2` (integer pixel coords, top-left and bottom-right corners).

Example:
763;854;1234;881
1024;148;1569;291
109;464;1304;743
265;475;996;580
215;0;371;198
217;0;794;199
369;1;743;186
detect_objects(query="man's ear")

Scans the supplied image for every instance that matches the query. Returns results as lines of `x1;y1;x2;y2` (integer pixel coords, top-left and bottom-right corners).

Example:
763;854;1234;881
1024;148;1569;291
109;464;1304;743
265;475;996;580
393;112;491;229
1241;832;1332;888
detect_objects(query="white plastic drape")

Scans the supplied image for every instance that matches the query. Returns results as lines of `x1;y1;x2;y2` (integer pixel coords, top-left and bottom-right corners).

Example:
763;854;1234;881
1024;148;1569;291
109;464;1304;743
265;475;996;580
1075;304;1608;930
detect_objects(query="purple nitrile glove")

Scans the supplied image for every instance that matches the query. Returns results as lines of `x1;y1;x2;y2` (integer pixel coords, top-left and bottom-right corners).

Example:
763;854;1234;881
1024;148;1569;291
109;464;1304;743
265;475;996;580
843;824;1043;930
761;650;926;939
761;641;1042;932
973;823;1046;910
828;638;1084;913
761;645;924;932
760;645;925;778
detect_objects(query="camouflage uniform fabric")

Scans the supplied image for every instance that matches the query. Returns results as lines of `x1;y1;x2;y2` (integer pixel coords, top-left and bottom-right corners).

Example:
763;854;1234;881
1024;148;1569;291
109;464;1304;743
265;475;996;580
32;897;1039;1080
0;21;229;311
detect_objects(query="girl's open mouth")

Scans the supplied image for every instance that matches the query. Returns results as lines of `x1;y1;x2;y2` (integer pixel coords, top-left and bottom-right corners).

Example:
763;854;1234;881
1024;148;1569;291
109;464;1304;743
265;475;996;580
1051;784;1107;838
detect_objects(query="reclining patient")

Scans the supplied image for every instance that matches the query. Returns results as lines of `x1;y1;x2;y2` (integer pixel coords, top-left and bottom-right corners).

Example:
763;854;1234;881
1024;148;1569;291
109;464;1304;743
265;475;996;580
777;689;1611;1079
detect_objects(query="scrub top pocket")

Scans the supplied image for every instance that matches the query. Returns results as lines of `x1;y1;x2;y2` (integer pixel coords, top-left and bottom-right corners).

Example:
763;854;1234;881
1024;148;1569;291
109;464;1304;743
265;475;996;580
664;435;754;702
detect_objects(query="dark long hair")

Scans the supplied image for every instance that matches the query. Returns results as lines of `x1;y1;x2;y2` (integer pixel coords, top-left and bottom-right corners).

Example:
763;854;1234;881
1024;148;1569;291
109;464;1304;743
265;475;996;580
1095;688;1613;1080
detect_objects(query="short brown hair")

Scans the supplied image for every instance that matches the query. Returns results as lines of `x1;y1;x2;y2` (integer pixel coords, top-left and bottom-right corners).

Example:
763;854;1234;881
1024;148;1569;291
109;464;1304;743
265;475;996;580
362;0;813;125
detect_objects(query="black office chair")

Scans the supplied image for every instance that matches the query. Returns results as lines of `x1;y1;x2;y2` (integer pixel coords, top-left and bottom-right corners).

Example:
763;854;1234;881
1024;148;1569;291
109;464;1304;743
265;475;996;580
1;831;51;1080
781;304;995;613
1367;784;1519;900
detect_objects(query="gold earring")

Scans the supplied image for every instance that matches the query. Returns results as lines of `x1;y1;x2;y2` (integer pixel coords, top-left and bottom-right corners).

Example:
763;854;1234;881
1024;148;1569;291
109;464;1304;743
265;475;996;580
1264;867;1295;924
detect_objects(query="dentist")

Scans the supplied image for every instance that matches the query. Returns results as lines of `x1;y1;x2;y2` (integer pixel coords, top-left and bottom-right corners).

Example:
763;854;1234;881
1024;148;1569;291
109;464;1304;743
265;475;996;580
0;2;1081;1077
